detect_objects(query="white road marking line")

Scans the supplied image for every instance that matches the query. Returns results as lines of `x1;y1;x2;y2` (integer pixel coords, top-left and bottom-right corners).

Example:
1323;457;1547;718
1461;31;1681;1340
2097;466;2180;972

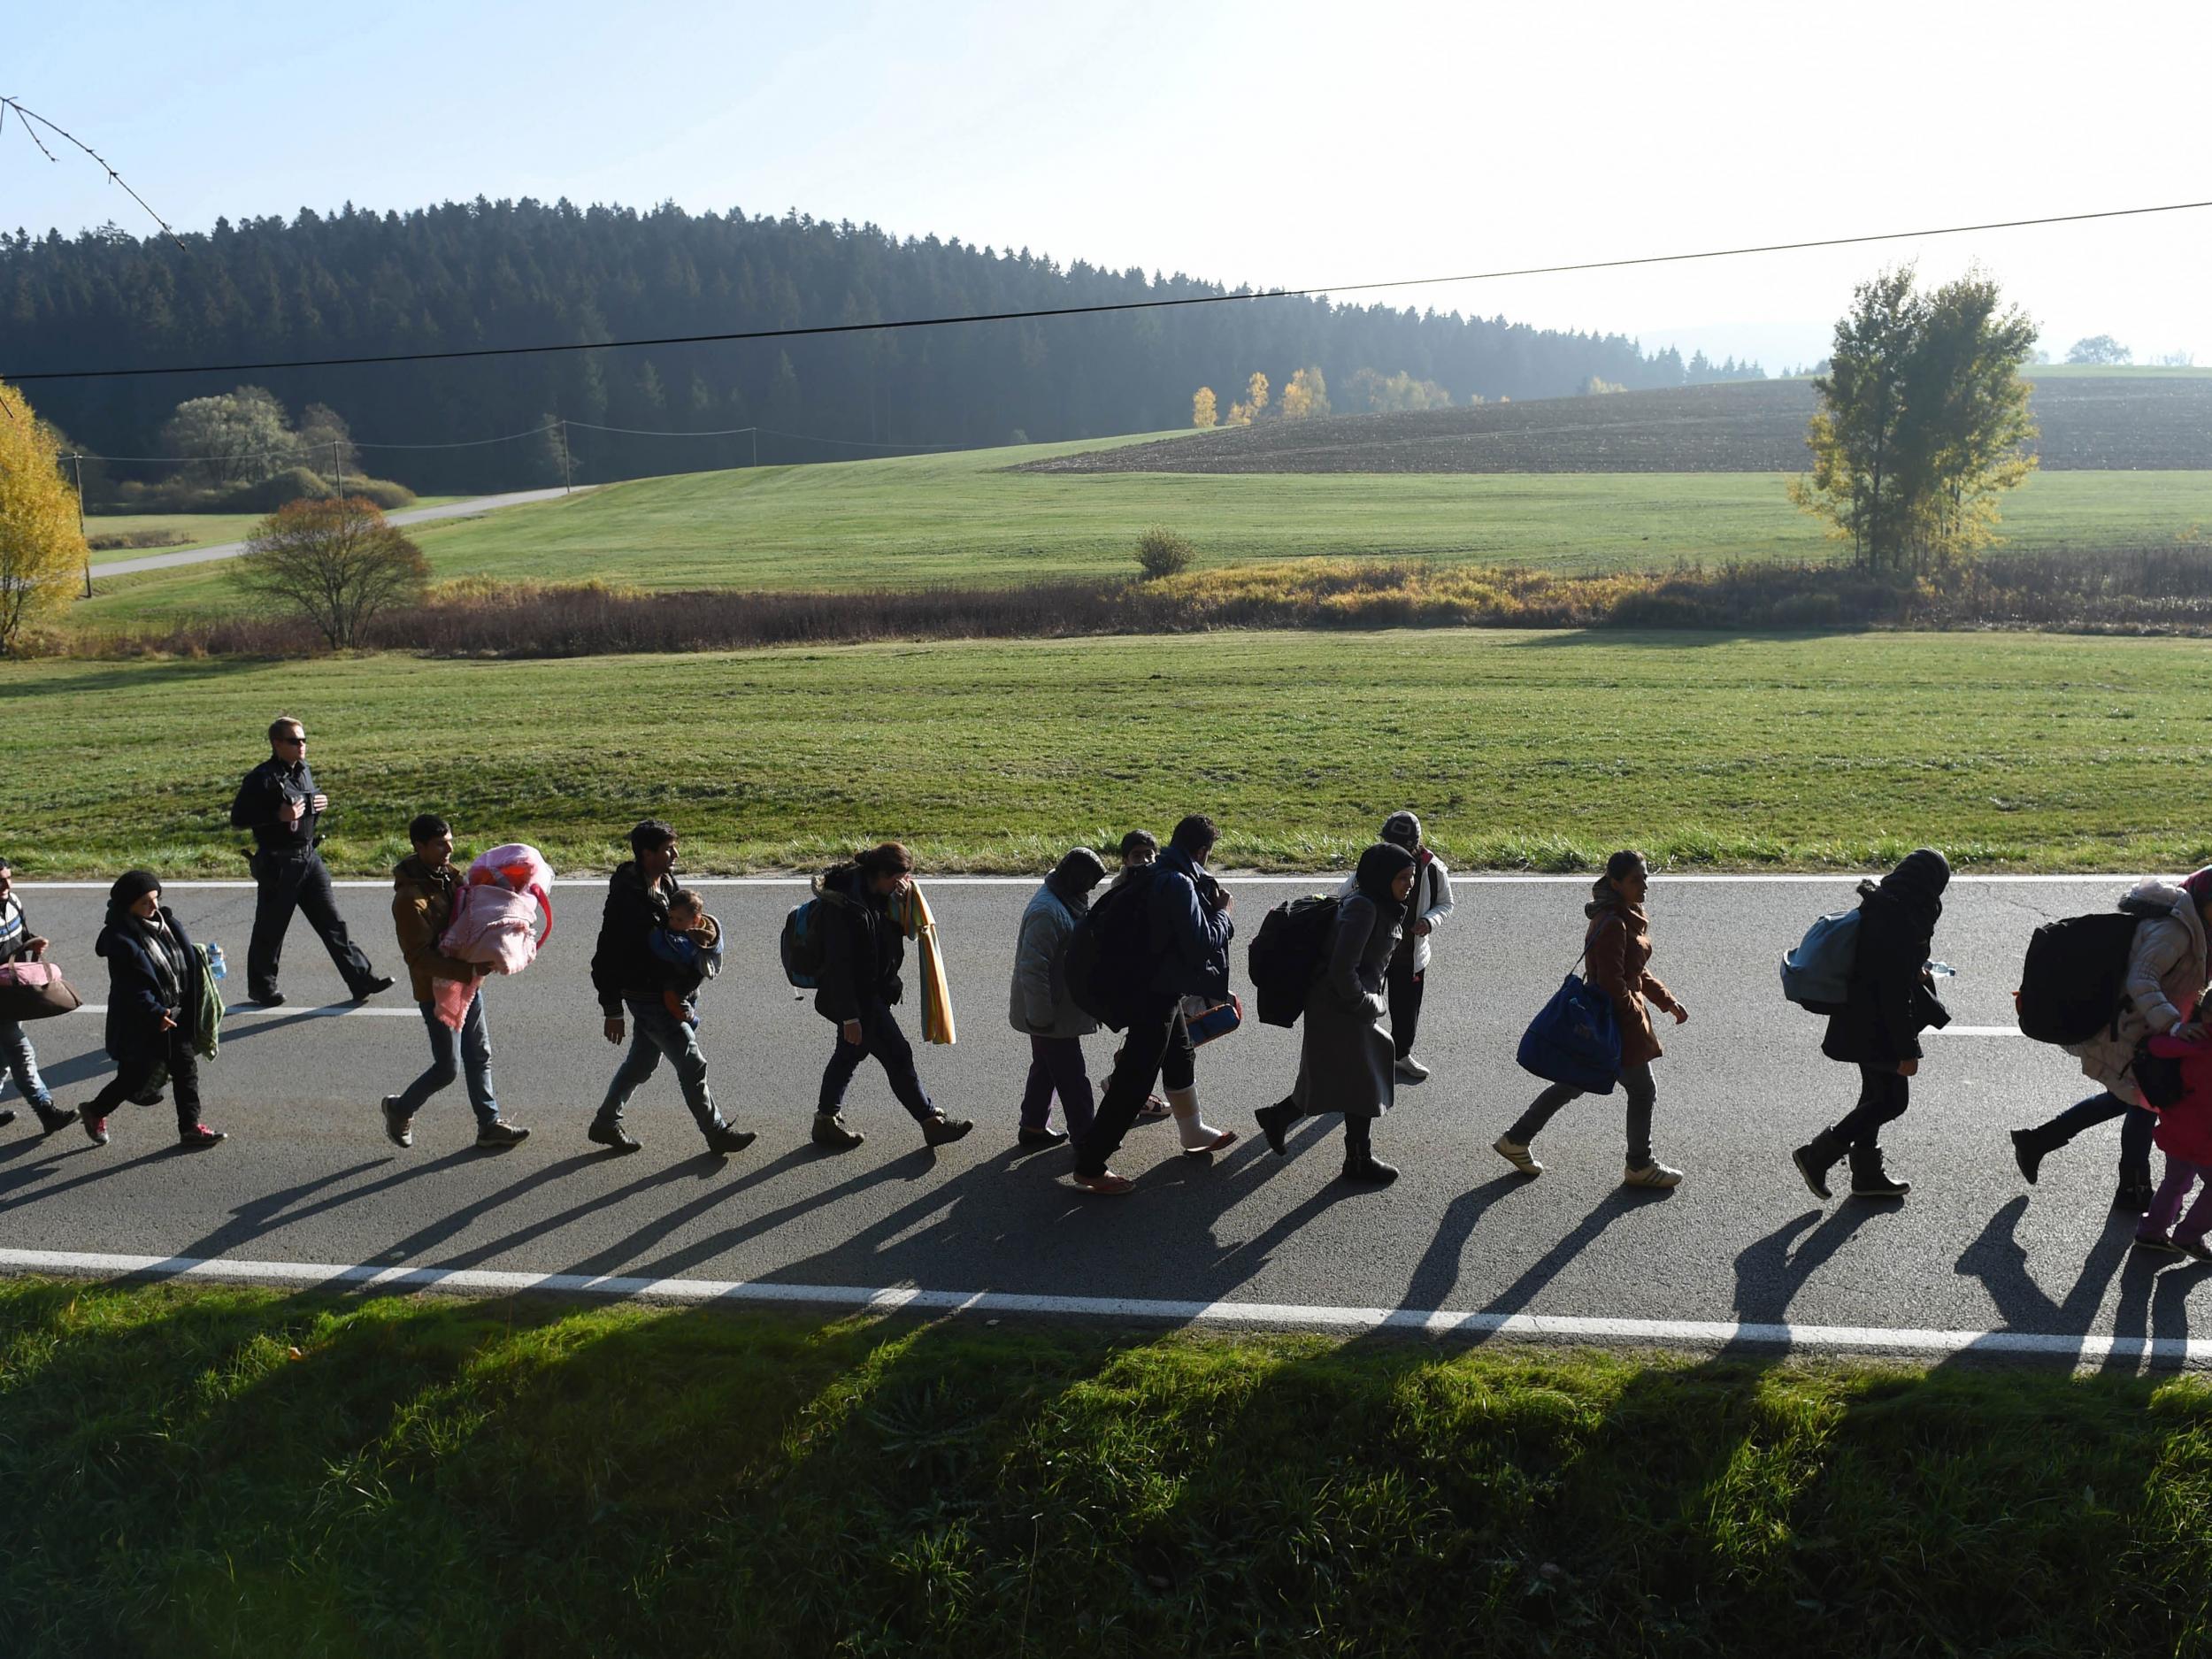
0;1247;2197;1363
1931;1025;2026;1037
14;873;2141;890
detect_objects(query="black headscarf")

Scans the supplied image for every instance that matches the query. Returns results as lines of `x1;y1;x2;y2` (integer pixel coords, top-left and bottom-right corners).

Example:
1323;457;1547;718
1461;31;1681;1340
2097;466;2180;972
1046;847;1107;913
1353;841;1417;922
106;869;162;926
1869;848;1948;933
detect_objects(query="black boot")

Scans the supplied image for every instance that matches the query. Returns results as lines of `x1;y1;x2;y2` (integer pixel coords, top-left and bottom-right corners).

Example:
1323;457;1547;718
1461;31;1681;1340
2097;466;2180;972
2010;1125;2055;1186
2115;1167;2154;1215
1340;1117;1398;1186
1792;1128;1850;1201
1848;1142;1910;1200
34;1101;79;1135
1254;1097;1301;1156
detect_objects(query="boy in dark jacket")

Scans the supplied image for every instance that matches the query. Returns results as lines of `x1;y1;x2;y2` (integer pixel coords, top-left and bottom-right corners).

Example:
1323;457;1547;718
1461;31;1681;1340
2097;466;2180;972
586;820;754;1157
1793;849;1951;1202
810;841;972;1152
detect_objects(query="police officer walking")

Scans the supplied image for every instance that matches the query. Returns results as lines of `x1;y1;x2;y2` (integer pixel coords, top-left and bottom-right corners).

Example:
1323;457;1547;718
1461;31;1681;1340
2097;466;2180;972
229;714;392;1007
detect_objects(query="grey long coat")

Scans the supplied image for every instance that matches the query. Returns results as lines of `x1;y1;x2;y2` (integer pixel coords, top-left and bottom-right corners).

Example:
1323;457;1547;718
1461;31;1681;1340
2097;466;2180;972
1008;881;1099;1041
1291;891;1402;1119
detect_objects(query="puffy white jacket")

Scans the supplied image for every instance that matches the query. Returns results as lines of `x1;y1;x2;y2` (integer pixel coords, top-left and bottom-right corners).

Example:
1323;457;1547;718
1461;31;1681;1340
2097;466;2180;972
2065;877;2208;1105
1334;855;1455;973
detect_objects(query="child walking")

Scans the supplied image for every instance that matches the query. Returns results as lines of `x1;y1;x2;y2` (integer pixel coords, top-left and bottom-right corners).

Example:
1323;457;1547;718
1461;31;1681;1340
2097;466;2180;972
2136;1032;2212;1260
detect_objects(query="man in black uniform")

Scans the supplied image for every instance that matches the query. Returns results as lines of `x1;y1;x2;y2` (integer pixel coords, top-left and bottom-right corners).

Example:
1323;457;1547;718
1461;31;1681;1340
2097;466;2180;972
229;715;392;1007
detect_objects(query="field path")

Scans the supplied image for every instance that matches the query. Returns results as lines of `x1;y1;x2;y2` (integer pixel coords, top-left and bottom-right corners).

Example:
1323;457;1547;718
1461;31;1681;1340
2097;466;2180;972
1;876;2198;1360
88;488;578;577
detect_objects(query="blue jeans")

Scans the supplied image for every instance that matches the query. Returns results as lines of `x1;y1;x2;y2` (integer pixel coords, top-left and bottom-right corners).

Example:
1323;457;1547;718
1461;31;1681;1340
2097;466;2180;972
597;996;726;1135
394;995;497;1127
2044;1088;2155;1180
0;1018;50;1110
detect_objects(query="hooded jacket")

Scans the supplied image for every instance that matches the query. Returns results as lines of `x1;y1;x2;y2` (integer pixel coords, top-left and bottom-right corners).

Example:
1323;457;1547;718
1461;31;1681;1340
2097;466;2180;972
1010;854;1104;1040
589;860;678;1017
1144;847;1234;1001
1293;843;1414;1119
1335;855;1454;974
391;855;480;1002
96;902;201;1064
2067;877;2210;1106
1823;850;1949;1066
813;864;906;1023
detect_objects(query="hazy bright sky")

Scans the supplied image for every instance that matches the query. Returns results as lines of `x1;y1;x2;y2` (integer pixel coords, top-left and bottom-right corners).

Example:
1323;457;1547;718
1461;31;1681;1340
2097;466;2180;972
12;0;2210;370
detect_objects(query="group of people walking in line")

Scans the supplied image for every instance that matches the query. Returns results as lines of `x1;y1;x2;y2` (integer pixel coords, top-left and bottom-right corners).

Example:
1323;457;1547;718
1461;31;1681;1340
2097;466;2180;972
4;717;2212;1257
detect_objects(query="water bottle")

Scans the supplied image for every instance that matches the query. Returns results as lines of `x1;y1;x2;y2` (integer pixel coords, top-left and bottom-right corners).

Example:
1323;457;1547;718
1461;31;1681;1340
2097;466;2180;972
1926;960;1955;979
207;942;227;980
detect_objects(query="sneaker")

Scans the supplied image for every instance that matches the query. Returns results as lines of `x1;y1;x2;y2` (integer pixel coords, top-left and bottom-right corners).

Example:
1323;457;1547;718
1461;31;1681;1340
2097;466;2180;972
1494;1135;1544;1178
703;1123;757;1156
2177;1234;2212;1263
1394;1056;1431;1083
2134;1229;2185;1256
34;1102;78;1135
84;1115;110;1147
350;975;396;1002
1018;1125;1070;1149
1624;1160;1684;1190
812;1112;865;1151
922;1114;974;1148
587;1118;641;1154
381;1094;414;1148
477;1120;531;1149
179;1124;227;1149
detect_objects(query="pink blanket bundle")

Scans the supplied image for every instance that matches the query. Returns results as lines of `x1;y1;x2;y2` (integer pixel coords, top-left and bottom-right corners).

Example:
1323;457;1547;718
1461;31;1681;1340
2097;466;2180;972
430;843;555;1029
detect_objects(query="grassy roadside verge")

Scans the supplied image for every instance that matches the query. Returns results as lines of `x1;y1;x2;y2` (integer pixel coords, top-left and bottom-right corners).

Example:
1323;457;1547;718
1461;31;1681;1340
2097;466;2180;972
4;1276;2207;1655
6;628;2212;878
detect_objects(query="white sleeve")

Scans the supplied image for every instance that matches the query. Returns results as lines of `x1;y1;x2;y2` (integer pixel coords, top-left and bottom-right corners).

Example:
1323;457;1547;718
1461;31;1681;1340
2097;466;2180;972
1422;862;1455;928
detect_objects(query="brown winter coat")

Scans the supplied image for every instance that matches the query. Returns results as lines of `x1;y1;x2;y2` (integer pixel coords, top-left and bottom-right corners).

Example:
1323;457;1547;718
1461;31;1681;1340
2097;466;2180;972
391;855;480;1003
1586;902;1678;1068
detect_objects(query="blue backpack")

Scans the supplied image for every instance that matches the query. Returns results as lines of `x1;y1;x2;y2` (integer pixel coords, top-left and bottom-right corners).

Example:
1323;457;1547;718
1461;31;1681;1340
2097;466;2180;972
780;885;852;989
1780;908;1861;1015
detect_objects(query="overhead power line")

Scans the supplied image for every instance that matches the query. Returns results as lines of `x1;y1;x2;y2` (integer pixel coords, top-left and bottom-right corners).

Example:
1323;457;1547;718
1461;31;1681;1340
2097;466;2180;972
2;96;185;251
9;195;2211;387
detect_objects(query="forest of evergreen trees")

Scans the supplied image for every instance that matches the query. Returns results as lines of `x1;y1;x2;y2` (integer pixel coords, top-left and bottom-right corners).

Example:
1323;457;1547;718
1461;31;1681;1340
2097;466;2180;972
0;199;1764;494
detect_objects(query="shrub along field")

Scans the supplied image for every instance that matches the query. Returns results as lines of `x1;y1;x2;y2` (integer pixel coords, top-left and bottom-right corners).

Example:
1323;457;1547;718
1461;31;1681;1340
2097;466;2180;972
66;450;2212;627
5;1279;2211;1655
4;628;2210;876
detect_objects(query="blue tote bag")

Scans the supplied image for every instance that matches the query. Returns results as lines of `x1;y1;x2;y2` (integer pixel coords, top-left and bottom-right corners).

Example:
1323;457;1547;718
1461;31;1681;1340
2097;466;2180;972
1515;949;1622;1095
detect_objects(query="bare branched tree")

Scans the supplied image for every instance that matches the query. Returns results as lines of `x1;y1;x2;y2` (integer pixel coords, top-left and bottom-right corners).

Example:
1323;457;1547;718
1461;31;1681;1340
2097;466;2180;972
230;497;429;649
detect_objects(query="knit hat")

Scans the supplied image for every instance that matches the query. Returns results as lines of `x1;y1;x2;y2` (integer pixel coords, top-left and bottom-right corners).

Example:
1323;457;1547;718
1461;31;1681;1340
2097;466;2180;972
1380;810;1423;849
106;869;162;922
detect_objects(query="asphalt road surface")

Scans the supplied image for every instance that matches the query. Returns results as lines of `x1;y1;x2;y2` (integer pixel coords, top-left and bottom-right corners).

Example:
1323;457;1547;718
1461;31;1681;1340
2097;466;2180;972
88;488;577;577
3;876;2201;1361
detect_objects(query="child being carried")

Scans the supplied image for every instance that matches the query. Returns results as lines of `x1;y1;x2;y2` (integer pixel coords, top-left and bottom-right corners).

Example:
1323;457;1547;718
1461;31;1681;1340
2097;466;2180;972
650;888;725;1028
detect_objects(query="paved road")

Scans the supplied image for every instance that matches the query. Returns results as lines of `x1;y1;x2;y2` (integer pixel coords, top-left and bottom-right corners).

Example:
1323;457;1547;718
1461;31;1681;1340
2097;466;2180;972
88;488;577;577
1;876;2200;1358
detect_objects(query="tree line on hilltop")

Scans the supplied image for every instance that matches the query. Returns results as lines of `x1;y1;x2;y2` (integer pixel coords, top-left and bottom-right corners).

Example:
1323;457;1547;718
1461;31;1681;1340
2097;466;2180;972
3;199;1762;494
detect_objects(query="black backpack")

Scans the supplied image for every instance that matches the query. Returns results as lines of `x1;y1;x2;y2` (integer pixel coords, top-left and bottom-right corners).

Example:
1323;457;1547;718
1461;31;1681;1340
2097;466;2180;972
1248;895;1340;1029
2016;911;2142;1044
1066;872;1156;1032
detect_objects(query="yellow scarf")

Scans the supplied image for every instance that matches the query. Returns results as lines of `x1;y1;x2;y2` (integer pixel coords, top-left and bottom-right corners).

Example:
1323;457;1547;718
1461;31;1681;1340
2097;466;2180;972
891;880;956;1045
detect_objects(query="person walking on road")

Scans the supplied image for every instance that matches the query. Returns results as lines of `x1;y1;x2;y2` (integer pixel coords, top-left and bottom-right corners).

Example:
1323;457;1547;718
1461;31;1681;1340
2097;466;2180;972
229;715;392;1008
1335;810;1454;1083
587;819;755;1157
1073;814;1238;1195
1792;849;1951;1202
2009;868;2212;1214
1010;847;1108;1149
2130;1033;2212;1259
1109;830;1172;1125
1259;841;1417;1185
1494;850;1688;1188
81;871;226;1150
380;814;530;1151
810;841;974;1152
0;858;77;1136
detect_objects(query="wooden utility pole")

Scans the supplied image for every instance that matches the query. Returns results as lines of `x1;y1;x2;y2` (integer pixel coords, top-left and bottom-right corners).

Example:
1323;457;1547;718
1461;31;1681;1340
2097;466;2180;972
560;419;572;495
72;453;90;597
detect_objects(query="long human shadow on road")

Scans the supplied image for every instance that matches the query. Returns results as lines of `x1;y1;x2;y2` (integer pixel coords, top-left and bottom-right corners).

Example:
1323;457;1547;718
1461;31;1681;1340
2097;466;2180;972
20;1002;416;1098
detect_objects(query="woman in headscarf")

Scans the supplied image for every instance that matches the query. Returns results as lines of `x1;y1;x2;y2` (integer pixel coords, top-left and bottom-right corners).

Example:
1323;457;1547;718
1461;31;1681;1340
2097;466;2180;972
1793;848;1950;1202
1009;846;1109;1148
1494;849;1687;1188
82;871;226;1149
1256;841;1417;1185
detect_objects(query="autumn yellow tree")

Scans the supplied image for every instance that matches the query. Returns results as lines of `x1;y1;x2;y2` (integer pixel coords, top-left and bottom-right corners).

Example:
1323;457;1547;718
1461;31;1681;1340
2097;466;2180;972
1192;387;1218;428
1280;365;1331;419
1246;371;1270;416
0;381;89;655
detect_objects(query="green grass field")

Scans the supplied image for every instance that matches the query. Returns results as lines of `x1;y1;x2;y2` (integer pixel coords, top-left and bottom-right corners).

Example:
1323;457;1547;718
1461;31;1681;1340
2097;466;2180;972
68;442;2212;627
5;1277;2208;1655
6;628;2211;876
